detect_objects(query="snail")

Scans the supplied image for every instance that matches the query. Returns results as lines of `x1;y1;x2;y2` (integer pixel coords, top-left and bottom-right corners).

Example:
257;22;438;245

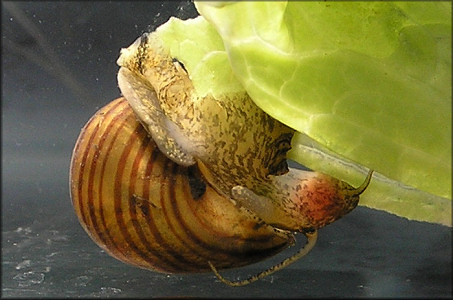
69;30;373;286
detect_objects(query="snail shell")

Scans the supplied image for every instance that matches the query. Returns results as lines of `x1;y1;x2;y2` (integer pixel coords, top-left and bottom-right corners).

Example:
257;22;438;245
69;97;293;273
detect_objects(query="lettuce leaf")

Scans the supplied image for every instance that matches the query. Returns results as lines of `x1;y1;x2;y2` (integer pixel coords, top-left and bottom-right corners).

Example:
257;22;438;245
154;2;451;226
195;1;451;199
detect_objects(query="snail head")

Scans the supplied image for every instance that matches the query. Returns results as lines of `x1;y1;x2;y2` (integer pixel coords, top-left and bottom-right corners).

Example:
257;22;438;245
230;169;374;232
299;169;374;230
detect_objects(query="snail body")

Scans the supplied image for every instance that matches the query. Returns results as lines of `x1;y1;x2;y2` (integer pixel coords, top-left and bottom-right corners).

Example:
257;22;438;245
116;33;372;233
70;97;293;273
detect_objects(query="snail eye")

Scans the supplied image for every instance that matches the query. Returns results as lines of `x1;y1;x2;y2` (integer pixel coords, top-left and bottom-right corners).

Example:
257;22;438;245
172;58;188;74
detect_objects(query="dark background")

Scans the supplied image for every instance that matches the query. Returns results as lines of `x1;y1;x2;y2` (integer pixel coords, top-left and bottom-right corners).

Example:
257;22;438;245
1;1;451;298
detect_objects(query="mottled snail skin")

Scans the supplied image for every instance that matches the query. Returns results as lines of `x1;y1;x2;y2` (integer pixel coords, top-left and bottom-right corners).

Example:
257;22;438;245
69;97;293;273
116;33;372;233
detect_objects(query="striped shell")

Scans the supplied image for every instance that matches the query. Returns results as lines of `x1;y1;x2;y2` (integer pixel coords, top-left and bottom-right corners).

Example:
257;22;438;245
69;97;293;273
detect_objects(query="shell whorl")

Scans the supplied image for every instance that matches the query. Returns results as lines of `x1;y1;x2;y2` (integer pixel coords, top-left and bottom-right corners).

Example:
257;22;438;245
69;97;292;273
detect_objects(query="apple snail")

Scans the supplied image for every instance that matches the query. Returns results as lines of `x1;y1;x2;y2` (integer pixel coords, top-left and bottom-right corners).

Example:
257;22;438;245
69;30;373;286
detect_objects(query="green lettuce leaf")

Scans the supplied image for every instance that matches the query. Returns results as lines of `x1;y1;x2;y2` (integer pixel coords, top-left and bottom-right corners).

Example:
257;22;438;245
195;1;451;199
154;2;451;226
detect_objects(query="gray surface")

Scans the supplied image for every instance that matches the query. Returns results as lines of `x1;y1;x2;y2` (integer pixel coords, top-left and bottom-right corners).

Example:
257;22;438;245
1;1;451;298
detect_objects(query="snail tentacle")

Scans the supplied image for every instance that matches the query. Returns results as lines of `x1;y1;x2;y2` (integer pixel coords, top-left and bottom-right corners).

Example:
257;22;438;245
209;230;318;287
349;169;374;196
